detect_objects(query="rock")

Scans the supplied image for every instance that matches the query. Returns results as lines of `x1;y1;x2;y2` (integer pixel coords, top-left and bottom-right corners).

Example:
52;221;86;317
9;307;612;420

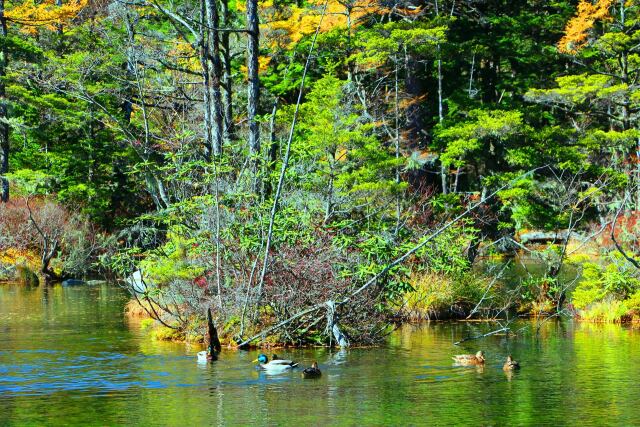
62;279;85;286
519;230;584;244
85;280;107;286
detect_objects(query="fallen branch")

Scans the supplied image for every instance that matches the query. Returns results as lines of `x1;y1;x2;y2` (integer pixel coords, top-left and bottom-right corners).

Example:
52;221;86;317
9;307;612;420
453;327;510;345
466;261;510;319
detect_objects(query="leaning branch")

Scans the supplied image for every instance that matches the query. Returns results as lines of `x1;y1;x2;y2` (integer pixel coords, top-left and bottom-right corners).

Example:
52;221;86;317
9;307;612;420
453;327;510;345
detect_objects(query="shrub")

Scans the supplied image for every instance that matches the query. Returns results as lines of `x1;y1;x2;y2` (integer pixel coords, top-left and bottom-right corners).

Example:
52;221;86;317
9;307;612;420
578;299;630;323
398;271;494;320
0;197;99;279
571;253;640;322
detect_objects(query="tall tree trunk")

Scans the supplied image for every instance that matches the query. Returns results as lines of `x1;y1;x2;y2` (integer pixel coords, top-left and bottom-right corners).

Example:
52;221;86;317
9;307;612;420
205;0;224;156
246;0;260;178
265;99;278;196
123;14;137;125
200;0;214;161
394;62;401;234
55;0;64;52
0;0;8;203
220;0;235;141
435;0;447;195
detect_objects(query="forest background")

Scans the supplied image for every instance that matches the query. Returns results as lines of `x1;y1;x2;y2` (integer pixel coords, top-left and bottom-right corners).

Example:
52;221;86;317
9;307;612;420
2;0;640;346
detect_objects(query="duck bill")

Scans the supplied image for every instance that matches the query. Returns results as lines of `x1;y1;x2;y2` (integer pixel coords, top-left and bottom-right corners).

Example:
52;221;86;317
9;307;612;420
252;359;259;363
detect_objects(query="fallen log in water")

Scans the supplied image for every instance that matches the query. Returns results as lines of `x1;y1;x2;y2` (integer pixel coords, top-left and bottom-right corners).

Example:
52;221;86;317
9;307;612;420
453;327;510;346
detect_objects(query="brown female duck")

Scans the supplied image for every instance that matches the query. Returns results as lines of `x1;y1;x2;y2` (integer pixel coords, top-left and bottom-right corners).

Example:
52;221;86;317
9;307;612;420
502;355;520;371
452;351;485;365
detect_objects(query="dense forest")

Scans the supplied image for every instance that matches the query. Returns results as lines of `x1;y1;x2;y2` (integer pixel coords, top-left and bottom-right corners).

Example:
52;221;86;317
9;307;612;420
1;0;640;346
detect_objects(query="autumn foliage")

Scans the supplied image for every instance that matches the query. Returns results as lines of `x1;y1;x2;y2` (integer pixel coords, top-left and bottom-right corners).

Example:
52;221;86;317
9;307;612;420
260;0;386;49
559;0;613;53
6;0;88;33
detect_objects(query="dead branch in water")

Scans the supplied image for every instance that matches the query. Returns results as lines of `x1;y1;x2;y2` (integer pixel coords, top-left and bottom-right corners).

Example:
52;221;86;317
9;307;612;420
453;327;510;345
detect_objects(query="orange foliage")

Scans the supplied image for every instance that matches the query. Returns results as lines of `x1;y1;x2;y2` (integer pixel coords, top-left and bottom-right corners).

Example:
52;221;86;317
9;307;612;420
167;41;200;72
260;0;386;49
240;55;272;78
0;248;39;270
558;0;612;53
6;0;88;34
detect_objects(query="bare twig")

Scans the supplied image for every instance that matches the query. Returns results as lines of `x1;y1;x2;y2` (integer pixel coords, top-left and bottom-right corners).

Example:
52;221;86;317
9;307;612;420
453;327;510;345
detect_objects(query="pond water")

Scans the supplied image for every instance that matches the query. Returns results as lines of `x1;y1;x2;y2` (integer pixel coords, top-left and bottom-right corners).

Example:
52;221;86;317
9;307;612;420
1;282;640;425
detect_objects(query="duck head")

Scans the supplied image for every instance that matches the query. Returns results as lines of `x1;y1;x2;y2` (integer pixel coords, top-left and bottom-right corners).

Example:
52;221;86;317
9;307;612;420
252;354;268;364
475;351;485;361
506;355;513;363
311;361;318;369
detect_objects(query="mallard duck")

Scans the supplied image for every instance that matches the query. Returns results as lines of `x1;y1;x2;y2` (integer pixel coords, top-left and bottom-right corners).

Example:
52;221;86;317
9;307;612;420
503;355;520;371
302;361;322;379
253;354;298;371
452;350;485;365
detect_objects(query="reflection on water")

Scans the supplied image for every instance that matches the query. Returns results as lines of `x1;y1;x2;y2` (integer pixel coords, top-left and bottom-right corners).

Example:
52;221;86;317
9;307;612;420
1;283;640;425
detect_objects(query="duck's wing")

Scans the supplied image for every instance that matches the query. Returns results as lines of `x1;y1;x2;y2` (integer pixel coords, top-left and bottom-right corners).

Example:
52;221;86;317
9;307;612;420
452;354;473;361
268;359;294;365
266;359;298;368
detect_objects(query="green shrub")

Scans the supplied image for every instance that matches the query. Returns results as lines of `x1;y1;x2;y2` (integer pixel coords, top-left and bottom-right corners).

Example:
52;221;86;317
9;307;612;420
578;299;630;323
399;272;493;320
571;254;640;322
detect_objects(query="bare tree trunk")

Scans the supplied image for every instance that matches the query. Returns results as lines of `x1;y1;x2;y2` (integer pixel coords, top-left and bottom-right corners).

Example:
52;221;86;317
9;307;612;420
636;137;640;212
246;0;260;178
220;0;235;141
254;0;329;307
435;0;447;195
125;14;169;210
0;0;8;203
200;0;214;160
265;99;279;196
394;61;401;234
123;14;136;126
55;0;64;51
205;0;224;156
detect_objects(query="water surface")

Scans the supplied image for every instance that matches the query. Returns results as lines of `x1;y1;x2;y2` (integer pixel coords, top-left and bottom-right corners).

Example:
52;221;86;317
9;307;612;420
1;283;639;425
